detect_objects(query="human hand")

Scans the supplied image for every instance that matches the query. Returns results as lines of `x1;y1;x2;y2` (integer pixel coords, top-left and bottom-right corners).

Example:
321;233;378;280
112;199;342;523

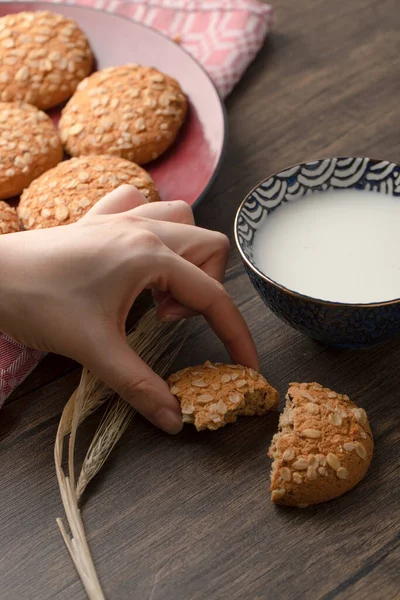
0;186;258;433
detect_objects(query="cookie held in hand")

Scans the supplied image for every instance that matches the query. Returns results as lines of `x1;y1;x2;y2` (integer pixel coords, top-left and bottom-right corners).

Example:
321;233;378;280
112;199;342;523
167;361;279;431
268;382;373;507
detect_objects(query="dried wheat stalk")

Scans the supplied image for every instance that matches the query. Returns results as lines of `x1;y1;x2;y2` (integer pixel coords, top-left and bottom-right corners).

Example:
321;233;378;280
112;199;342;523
55;368;105;599
54;308;187;600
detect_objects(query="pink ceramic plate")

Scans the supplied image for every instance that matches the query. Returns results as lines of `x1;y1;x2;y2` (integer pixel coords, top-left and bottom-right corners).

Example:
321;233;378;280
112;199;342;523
0;1;227;207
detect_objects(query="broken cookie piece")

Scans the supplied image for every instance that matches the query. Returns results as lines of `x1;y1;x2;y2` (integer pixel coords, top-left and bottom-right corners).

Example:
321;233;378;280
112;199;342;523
166;361;279;431
268;382;373;507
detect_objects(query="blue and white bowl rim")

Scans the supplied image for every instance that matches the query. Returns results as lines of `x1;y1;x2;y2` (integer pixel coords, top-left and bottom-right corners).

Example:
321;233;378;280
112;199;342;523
234;156;400;308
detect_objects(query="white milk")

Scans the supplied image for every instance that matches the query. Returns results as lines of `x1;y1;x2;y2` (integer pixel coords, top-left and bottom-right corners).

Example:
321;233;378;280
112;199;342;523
252;189;400;304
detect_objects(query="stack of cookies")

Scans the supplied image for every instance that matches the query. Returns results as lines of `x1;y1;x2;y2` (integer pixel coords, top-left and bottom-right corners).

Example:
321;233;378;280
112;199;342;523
0;10;188;233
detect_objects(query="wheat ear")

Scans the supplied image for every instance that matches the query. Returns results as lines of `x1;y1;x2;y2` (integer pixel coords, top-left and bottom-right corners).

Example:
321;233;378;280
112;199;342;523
76;399;134;500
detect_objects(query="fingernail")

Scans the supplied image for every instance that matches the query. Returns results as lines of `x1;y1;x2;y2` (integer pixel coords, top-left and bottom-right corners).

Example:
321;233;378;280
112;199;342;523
161;314;180;322
159;313;184;323
160;309;197;322
155;408;183;434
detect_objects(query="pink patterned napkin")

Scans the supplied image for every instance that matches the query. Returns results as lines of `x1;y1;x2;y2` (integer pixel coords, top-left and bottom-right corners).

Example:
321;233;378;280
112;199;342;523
0;0;273;407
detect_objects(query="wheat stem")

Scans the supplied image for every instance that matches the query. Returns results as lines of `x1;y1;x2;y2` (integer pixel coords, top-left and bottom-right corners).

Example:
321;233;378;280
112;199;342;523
68;368;87;490
55;370;105;599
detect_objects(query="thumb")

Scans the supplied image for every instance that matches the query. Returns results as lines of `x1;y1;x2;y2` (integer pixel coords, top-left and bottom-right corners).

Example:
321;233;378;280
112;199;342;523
82;328;183;435
85;185;148;217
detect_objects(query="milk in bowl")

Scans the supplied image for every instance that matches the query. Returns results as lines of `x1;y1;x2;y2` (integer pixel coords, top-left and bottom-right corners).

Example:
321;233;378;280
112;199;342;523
252;188;400;304
235;157;400;348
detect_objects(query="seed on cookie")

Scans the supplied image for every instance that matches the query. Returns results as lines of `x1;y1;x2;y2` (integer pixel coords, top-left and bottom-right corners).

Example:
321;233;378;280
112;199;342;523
292;458;308;470
18;155;160;230
271;489;285;501
329;411;342;426
59;64;188;164
282;449;295;462
326;453;341;471
268;382;373;507
166;362;279;431
302;428;322;439
0;200;19;234
292;473;303;485
0;11;93;110
0;101;62;199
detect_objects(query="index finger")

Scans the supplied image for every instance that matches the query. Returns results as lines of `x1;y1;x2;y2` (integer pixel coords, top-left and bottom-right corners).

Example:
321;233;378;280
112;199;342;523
204;292;259;370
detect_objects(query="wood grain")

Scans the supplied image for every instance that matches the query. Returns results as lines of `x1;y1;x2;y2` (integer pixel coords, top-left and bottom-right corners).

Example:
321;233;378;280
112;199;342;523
1;0;400;598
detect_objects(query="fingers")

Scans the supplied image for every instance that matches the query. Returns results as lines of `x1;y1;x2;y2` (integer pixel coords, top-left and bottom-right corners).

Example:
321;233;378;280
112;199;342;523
136;220;226;260
149;250;259;370
152;290;198;322
155;296;198;321
136;219;230;279
84;328;183;435
143;220;230;321
153;227;230;321
131;200;195;225
85;185;148;217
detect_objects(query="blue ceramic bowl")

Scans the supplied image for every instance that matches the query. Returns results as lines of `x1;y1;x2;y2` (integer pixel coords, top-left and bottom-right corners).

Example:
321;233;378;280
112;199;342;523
234;157;400;349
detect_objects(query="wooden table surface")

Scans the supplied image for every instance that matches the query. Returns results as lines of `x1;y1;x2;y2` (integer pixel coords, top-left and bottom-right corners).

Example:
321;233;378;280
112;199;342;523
2;0;400;598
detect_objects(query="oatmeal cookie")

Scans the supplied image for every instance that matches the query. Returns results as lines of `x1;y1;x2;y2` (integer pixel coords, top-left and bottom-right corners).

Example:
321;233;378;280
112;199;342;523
268;382;373;507
59;64;187;164
0;10;93;109
18;155;160;229
167;361;279;431
0;102;62;199
0;200;19;234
